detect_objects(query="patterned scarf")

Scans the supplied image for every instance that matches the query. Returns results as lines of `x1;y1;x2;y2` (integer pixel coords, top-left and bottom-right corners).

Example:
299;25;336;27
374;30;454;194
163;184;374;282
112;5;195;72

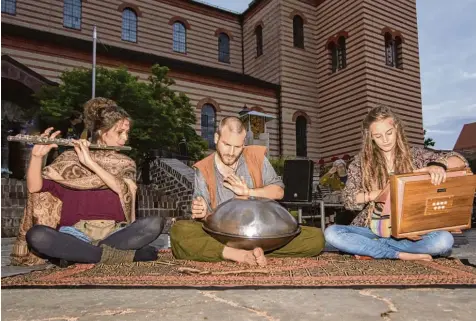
10;150;137;266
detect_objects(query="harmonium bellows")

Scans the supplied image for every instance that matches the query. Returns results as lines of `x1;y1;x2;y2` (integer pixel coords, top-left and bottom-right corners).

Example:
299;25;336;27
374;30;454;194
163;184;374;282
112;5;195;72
390;169;476;239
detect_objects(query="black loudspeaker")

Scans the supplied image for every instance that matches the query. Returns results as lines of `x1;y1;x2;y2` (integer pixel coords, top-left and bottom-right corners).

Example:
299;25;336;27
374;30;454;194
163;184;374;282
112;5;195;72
282;159;314;202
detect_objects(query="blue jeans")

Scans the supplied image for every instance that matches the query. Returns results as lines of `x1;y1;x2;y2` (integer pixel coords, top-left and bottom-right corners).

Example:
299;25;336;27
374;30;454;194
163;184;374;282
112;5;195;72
59;226;124;243
324;225;454;259
59;226;91;243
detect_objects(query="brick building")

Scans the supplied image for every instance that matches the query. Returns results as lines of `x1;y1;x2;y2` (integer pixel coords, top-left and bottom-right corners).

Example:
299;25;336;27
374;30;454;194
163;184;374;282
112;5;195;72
453;122;476;170
1;0;424;167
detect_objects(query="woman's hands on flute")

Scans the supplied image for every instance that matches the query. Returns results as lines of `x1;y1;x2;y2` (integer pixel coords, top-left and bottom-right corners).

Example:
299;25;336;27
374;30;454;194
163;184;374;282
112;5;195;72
28;128;61;193
72;139;122;195
31;127;61;158
72;139;96;169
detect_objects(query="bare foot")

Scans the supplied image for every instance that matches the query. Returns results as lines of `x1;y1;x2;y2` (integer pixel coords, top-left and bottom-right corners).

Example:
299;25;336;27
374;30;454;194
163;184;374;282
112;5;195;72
398;252;432;261
222;247;257;266
253;248;267;267
355;255;373;260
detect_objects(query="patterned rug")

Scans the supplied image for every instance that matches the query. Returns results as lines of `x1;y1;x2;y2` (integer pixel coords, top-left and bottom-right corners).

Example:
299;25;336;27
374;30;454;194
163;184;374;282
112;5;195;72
2;251;476;289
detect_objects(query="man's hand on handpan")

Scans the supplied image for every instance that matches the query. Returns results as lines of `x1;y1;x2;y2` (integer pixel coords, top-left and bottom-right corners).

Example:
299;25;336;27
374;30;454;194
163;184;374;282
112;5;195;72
191;196;208;219
223;174;250;197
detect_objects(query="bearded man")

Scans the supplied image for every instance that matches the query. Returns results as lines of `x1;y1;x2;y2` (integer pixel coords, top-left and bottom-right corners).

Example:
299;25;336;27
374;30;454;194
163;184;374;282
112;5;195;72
170;117;324;266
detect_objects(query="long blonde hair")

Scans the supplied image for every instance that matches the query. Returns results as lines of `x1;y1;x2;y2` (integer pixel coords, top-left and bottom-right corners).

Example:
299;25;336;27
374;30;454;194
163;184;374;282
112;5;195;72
361;106;414;191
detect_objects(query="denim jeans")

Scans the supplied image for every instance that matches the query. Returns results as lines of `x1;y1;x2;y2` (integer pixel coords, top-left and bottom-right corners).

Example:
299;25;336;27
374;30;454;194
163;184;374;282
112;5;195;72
59;226;92;243
324;225;454;259
59;226;124;243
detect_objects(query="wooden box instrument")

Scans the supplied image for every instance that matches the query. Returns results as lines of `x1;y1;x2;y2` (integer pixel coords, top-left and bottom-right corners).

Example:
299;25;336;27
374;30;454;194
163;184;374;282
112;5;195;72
389;169;476;239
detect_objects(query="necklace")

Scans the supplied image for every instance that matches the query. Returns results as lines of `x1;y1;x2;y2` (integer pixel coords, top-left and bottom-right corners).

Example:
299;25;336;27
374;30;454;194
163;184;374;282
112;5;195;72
383;154;395;174
215;154;238;177
387;163;395;174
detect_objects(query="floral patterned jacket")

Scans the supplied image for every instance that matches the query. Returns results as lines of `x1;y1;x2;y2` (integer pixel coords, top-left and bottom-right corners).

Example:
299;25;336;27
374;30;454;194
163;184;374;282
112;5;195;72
343;147;469;227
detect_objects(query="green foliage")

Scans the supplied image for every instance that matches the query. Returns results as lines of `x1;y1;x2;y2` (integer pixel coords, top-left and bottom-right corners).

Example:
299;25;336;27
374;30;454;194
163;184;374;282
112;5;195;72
468;158;476;174
268;156;296;177
36;65;208;162
423;129;436;148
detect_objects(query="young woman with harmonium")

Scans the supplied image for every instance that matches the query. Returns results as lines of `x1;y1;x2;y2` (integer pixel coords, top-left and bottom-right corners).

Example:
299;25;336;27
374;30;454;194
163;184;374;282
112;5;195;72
325;106;468;261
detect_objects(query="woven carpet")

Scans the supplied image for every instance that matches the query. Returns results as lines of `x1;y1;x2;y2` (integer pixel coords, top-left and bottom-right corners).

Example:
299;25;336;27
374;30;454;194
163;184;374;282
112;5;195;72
2;251;476;289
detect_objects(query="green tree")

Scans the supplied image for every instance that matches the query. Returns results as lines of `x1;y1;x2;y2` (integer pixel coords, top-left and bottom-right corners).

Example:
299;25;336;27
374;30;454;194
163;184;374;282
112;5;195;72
36;65;207;162
468;159;474;172
424;129;436;148
268;156;295;177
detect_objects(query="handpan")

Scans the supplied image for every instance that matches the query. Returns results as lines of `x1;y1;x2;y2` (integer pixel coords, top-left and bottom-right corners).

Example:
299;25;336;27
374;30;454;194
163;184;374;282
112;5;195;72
202;197;301;252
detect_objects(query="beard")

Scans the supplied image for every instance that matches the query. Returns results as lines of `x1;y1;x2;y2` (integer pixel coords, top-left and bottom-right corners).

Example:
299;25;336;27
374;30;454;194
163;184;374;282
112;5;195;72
217;148;242;166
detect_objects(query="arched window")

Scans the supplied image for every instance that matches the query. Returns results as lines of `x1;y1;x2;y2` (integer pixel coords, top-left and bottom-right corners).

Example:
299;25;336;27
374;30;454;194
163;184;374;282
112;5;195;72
201;104;216;149
293;15;304;48
384;31;403;69
337;36;347;69
296;116;307;157
328;42;338;73
255;25;263;57
122;8;137;42
63;0;82;29
394;36;403;69
218;33;230;63
327;34;347;73
384;32;395;67
173;22;186;53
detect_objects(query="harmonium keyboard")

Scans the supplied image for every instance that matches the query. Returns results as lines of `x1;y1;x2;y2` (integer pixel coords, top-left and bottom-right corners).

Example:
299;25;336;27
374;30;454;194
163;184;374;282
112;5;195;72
390;168;476;239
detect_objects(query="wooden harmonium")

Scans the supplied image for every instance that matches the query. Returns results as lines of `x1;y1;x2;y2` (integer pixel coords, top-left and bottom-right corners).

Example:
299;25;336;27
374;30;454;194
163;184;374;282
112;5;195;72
390;169;476;239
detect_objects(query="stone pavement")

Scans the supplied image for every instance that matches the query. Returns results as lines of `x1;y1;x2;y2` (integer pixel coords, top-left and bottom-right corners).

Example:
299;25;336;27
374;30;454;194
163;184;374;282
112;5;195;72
2;230;476;321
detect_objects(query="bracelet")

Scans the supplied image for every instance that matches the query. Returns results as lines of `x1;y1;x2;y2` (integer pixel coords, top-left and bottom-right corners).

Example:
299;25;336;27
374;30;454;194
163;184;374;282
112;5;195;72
427;161;447;171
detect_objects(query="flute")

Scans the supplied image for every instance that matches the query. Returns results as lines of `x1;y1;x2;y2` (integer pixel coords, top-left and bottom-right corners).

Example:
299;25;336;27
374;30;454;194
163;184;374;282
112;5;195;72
7;134;132;151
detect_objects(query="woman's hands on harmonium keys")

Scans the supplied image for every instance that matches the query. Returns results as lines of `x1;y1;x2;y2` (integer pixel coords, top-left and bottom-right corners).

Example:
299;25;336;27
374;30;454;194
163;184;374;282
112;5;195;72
414;165;446;186
31;127;61;158
360;165;446;204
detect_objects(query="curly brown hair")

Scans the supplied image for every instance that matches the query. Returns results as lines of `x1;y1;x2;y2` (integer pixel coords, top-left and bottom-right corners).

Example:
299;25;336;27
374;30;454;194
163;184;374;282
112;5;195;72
360;106;414;191
83;97;131;143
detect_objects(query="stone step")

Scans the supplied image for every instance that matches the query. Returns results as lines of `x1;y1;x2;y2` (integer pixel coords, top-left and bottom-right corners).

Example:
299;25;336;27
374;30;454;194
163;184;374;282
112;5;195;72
137;208;178;218
1;197;26;207
137;189;164;197
138;193;176;201
137;199;177;209
1;207;25;237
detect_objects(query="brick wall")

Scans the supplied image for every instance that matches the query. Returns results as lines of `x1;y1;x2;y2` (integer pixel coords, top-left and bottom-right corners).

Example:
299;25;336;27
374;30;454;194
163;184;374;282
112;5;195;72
1;178;27;237
135;186;179;220
148;158;194;215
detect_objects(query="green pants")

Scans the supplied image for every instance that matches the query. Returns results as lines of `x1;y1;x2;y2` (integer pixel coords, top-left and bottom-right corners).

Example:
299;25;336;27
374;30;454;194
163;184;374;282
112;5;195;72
170;220;325;262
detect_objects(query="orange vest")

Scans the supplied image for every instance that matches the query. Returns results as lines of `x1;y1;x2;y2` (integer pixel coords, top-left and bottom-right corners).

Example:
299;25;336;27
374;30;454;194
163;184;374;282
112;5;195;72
193;146;266;209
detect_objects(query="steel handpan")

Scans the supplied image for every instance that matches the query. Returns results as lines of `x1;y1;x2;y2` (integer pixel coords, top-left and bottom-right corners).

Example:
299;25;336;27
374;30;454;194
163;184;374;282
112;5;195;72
202;197;301;252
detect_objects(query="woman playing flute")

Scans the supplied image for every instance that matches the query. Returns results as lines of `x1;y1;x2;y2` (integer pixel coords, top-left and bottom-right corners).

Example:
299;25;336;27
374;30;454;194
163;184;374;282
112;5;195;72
324;106;468;261
11;97;164;266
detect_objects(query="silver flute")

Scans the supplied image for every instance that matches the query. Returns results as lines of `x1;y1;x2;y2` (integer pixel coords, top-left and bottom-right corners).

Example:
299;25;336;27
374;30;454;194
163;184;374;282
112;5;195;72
7;134;132;151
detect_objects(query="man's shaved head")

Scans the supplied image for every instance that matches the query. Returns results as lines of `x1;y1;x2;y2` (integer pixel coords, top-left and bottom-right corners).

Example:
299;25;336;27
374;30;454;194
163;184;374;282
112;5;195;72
214;116;247;166
217;116;246;136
